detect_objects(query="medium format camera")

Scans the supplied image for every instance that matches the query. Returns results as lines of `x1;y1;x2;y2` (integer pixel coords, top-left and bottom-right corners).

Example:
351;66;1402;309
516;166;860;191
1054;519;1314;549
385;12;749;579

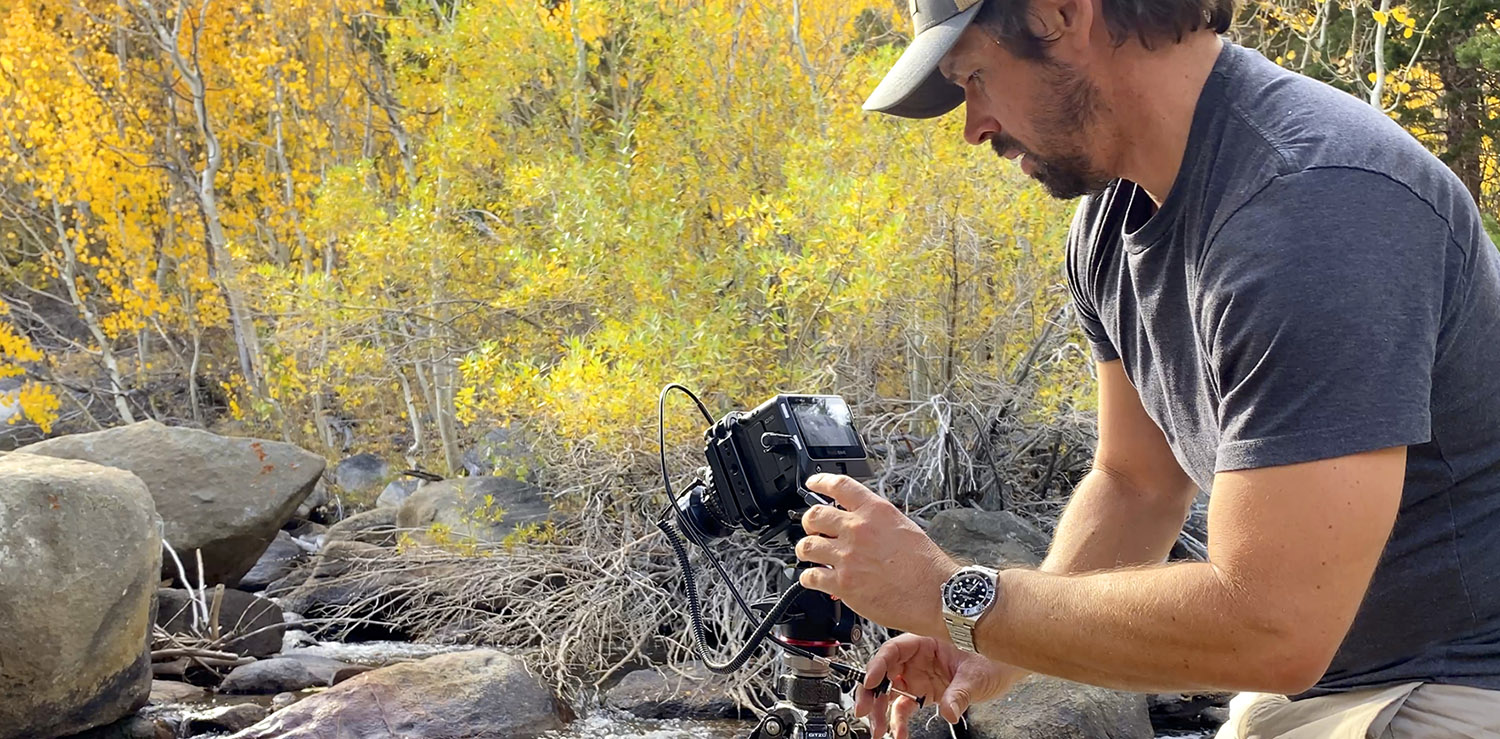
674;394;874;542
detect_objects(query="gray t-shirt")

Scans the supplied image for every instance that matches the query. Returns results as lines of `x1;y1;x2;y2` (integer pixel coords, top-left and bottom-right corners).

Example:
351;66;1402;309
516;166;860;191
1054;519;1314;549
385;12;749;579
1066;42;1500;695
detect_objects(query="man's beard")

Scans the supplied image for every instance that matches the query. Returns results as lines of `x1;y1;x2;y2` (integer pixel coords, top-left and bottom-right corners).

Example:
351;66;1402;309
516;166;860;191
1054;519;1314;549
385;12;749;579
992;60;1111;200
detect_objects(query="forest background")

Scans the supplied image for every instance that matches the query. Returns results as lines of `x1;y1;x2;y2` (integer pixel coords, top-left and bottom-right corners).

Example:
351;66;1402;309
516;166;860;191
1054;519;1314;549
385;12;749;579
0;0;1498;696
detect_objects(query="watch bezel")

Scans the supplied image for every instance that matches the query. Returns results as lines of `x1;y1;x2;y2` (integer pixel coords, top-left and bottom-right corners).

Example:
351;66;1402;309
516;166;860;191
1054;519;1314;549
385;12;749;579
942;567;998;619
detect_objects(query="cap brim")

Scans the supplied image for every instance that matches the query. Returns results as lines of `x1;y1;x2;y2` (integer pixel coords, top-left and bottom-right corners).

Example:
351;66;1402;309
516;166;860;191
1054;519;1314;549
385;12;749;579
861;2;981;119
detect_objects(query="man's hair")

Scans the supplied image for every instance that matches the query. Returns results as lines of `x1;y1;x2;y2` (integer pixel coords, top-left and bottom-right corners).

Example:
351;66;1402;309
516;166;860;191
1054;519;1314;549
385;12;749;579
975;0;1235;59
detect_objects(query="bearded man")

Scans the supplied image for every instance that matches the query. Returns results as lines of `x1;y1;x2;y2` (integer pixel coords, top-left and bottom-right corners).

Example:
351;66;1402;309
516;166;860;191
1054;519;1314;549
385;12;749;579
791;0;1500;736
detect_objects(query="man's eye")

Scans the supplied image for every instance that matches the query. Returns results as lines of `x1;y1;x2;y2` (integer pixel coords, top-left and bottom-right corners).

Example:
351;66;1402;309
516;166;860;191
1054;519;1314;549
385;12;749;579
967;70;982;85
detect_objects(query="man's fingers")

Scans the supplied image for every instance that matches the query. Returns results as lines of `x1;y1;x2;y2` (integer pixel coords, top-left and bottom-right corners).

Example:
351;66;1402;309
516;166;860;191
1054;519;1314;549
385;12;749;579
800;503;851;537
806;473;879;509
890;694;920;739
794;534;841;565
797;565;835;593
940;681;973;725
863;634;931;689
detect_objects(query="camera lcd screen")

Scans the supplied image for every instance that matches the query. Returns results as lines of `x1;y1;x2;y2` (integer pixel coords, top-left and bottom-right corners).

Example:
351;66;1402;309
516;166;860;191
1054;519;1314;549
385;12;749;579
788;396;864;458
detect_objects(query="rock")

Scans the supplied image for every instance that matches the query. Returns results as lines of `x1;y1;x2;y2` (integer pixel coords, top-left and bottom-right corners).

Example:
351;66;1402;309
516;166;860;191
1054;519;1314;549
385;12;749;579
240;530;308;591
285;520;328;540
927;508;1049;568
226;649;570;739
0;453;160;739
220;655;358;694
270;692;300;710
1148;692;1230;735
18;420;324;586
183;704;269;735
296;478;331;519
461;426;536;479
334;453;390;494
966;675;1153;739
57;714;171;739
604;663;749;720
375;478;421;509
325;507;401;547
148;680;206;704
396;476;549;544
279;541;431;640
155;588;285;658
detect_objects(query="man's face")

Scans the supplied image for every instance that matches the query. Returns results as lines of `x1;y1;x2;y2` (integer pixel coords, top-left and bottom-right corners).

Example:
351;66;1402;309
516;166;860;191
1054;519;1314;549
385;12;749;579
939;25;1112;200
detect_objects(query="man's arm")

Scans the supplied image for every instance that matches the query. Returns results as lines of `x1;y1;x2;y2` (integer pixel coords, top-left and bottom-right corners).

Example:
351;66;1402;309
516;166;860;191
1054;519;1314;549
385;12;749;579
1042;360;1199;574
970;446;1406;694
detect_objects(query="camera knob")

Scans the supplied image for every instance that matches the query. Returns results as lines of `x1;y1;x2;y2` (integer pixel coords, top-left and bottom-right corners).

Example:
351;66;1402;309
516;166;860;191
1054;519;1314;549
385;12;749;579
761;715;785;736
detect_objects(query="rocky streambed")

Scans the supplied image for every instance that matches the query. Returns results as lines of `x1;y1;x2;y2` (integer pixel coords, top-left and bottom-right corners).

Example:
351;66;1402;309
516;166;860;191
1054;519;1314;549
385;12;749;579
1;421;1227;739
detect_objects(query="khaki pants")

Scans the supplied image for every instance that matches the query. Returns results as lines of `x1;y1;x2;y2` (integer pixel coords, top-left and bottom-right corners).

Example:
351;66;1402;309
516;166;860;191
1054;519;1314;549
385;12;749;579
1214;682;1500;738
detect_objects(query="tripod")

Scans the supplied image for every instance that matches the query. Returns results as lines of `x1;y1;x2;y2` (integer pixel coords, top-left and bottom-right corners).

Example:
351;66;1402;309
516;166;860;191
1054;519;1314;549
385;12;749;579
745;542;872;739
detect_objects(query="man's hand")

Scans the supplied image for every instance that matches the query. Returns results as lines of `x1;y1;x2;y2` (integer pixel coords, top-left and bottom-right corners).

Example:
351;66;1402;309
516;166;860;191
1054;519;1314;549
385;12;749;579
857;633;1027;738
795;474;960;636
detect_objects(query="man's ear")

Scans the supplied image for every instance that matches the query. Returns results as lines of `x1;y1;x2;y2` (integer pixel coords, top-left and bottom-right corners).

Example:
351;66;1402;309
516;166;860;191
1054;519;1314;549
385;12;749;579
1029;0;1096;54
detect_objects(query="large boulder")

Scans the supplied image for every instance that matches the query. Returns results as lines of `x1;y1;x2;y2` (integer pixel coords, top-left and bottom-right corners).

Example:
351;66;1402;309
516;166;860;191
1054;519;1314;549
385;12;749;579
604;663;750;719
226;649;570;739
396;476;549;544
966;676;1153;739
155;588;284;658
0;453;160;739
927;508;1049;568
19;420;324;586
334;453;390;495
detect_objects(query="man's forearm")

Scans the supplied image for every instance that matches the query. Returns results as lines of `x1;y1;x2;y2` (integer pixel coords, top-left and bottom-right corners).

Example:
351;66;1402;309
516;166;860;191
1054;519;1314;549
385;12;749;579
973;562;1294;694
1040;466;1194;574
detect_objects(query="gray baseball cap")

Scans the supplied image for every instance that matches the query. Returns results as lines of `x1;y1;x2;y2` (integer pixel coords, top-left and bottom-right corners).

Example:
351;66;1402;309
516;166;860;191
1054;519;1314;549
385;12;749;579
863;0;985;118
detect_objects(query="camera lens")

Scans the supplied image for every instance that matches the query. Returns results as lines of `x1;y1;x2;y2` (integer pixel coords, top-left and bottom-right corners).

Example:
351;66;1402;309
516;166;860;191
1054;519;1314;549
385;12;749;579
676;483;734;541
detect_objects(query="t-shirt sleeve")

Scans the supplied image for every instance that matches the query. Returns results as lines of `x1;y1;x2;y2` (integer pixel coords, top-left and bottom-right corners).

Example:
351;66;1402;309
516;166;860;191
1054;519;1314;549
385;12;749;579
1200;168;1452;473
1066;195;1121;363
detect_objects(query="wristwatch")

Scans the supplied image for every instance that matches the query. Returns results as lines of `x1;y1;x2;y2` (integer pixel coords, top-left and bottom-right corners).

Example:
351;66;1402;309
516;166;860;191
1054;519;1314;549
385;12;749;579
941;565;1000;653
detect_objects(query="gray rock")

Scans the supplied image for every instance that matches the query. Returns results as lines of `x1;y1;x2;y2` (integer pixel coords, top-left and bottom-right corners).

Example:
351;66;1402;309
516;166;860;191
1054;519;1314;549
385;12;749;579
285;520;327;540
460;426;536;480
375;478;421;509
220;655;357;694
927;508;1049;568
334;453;389;494
966;675;1153;739
278;541;443;638
183;704;269;735
57;714;170;739
240;531;307;591
325;507;401;547
226;649;570;739
604;663;748;720
18;420;324;586
1148;692;1230;735
396;476;550;544
296;479;331;519
0;453;160;739
148;680;206;704
155;588;285;658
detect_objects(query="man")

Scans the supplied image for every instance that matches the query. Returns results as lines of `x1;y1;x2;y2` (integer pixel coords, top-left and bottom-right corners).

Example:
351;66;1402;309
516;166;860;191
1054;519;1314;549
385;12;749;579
792;0;1500;736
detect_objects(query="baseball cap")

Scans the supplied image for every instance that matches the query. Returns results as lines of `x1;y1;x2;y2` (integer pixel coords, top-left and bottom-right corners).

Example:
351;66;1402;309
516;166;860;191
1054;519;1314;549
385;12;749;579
862;0;985;118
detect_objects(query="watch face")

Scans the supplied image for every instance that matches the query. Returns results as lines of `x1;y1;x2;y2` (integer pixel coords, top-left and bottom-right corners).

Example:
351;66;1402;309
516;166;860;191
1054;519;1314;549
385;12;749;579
943;569;996;618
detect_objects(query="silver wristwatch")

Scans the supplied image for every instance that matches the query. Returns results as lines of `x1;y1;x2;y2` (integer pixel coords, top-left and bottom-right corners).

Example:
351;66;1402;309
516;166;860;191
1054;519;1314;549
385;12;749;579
941;565;1000;654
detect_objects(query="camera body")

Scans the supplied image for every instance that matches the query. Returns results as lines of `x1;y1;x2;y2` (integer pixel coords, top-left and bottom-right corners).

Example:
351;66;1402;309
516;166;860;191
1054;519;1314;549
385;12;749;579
677;394;872;541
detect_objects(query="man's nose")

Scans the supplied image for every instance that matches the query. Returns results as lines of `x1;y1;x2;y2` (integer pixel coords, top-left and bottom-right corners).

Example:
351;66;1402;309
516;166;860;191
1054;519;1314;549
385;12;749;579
963;102;999;146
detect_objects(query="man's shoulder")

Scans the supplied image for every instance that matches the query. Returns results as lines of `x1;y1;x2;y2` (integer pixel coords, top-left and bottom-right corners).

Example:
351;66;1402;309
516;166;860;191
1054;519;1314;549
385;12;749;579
1214;45;1459;207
